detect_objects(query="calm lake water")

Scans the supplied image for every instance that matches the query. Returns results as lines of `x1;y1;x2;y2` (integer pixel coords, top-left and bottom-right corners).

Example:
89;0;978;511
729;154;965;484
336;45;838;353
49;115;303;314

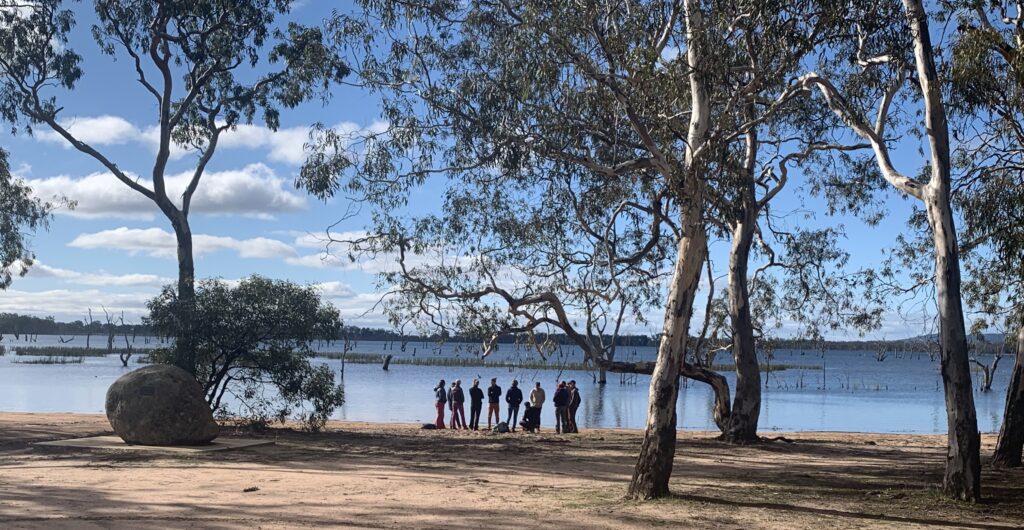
0;335;1011;433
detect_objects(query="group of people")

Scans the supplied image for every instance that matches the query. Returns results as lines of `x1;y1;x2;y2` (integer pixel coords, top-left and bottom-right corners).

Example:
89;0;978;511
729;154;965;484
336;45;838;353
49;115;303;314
433;378;582;434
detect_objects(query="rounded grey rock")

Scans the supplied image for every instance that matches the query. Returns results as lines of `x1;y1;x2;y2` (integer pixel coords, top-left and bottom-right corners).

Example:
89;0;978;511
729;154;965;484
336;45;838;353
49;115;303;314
105;364;219;445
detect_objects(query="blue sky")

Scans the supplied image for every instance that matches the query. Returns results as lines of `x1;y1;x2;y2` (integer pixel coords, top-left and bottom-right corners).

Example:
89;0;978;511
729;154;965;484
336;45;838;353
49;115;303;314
0;2;937;339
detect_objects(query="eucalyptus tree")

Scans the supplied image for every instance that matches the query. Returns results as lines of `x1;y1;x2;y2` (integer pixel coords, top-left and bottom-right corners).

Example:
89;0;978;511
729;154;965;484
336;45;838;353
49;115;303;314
0;147;55;289
950;0;1024;468
800;0;982;501
0;0;348;373
304;0;835;498
697;7;887;442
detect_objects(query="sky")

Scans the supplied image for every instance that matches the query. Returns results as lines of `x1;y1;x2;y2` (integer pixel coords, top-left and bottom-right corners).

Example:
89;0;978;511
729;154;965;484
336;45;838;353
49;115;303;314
0;1;940;339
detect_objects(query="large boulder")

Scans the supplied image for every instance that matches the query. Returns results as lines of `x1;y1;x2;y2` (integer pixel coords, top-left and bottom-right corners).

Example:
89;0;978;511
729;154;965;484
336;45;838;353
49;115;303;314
105;364;220;445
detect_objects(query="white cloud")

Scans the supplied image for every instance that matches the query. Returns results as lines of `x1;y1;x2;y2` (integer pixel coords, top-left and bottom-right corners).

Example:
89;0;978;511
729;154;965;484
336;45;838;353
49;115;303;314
8;260;173;288
37;115;388;166
0;288;153;320
24;163;305;220
37;116;139;146
68;227;297;260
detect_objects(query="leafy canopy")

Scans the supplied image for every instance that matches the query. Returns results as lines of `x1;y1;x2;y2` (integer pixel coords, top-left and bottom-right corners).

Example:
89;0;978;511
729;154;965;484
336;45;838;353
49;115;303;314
146;276;345;430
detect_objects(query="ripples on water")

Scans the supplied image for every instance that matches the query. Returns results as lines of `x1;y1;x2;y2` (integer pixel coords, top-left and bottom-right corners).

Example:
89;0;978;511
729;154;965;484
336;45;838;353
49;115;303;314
0;335;1009;433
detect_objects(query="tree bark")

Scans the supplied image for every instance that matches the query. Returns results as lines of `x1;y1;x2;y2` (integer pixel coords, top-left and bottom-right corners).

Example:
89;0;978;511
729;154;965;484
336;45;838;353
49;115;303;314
905;0;981;501
626;211;707;500
723;123;761;444
171;213;197;376
625;0;710;500
992;321;1024;468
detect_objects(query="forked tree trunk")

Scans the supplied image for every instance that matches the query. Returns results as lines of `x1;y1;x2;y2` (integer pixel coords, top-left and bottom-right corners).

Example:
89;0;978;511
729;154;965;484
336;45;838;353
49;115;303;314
627;210;707;500
992;321;1024;468
723;124;761;444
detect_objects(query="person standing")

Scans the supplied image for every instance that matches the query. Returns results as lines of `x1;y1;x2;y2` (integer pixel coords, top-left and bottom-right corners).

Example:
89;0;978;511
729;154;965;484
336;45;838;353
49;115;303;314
433;379;447;429
468;379;484;430
451;380;467;429
487;378;502;429
552;381;570;434
568;380;581;433
529;382;546;430
505;379;523;432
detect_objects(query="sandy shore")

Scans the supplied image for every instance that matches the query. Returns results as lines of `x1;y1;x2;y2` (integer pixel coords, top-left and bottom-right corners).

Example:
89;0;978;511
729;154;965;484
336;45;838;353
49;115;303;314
0;413;1021;529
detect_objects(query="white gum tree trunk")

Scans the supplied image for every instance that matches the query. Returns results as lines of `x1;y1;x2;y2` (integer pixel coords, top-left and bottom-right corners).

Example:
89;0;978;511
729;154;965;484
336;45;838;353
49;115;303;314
627;0;709;500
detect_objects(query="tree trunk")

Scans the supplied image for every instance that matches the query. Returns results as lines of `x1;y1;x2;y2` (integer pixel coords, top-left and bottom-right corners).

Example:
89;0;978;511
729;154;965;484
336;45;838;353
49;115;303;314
627;215;707;500
626;0;709;500
723;123;761;444
171;214;197;376
598;367;607;385
923;189;981;501
992;321;1024;468
903;0;981;501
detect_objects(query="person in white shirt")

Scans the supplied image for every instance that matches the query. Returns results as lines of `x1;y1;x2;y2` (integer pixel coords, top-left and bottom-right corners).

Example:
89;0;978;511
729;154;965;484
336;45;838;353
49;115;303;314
528;381;546;431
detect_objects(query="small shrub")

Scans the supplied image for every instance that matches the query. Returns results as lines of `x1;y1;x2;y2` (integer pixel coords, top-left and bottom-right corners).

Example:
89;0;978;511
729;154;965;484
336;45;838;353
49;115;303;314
147;276;345;430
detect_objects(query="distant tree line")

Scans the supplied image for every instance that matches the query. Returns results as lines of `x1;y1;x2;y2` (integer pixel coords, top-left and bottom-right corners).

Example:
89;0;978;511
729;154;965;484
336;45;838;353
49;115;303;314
2;312;1012;354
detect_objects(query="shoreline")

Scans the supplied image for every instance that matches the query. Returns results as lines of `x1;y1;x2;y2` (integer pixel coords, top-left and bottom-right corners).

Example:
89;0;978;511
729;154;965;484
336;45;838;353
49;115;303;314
1;412;1021;529
0;411;999;436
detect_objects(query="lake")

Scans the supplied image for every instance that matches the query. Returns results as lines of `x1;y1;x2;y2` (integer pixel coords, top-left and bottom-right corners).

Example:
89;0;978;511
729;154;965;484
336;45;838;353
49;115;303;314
0;335;1011;433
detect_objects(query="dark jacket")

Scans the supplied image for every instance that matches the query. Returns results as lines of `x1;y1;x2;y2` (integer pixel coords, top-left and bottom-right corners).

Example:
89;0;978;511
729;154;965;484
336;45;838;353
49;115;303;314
553;387;570;407
469;386;484;404
434;386;447;403
453;386;466;404
487;384;502;404
506;386;523;406
569;388;581;408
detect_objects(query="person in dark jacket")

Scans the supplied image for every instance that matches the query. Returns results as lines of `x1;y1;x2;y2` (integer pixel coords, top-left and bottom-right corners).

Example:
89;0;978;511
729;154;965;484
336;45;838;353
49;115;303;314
505;379;523;432
553;381;571;434
433;379;447;429
568;380;581;433
487;378;502;429
451;380;467;429
468;378;484;430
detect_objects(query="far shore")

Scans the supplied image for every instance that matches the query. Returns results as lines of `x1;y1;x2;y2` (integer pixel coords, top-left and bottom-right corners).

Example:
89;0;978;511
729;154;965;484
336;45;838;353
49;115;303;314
1;412;1022;529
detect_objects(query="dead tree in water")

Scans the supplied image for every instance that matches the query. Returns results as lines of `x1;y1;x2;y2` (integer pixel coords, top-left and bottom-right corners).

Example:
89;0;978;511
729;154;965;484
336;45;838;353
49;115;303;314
118;312;133;367
971;354;1003;392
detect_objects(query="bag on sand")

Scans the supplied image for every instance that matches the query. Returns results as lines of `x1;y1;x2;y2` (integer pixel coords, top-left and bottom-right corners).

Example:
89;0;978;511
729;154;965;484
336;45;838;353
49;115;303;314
493;422;509;433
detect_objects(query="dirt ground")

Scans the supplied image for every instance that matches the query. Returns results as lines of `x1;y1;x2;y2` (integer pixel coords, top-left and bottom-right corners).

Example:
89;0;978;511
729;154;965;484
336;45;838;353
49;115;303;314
0;413;1021;529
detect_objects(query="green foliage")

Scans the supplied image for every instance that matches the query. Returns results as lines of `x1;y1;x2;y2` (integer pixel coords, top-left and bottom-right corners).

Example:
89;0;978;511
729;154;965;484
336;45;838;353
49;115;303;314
146;276;345;431
948;2;1024;332
0;148;55;289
